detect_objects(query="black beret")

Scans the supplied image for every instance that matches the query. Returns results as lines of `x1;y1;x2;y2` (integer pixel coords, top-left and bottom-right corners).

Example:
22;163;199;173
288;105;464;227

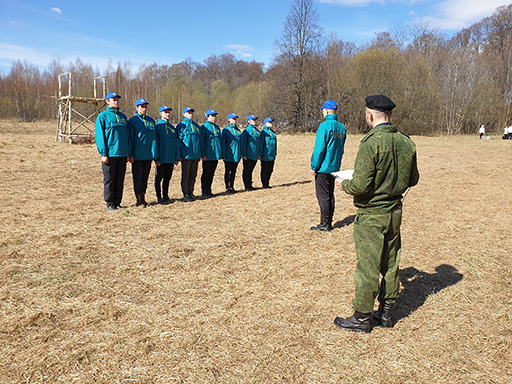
365;95;396;112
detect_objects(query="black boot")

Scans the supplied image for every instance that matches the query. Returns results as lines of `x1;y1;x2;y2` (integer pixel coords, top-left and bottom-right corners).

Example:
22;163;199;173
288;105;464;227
372;302;395;328
155;183;162;204
135;193;147;207
310;220;332;232
334;311;371;333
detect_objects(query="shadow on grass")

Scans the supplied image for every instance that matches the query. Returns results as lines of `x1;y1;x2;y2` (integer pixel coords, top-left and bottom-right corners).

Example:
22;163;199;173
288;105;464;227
333;215;356;229
394;264;463;322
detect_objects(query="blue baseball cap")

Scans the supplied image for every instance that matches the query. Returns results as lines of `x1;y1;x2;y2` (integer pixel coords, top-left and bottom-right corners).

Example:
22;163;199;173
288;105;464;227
105;91;121;100
227;112;238;120
159;105;172;113
205;108;218;117
135;98;149;106
319;100;337;110
264;117;274;124
183;107;194;114
247;114;258;122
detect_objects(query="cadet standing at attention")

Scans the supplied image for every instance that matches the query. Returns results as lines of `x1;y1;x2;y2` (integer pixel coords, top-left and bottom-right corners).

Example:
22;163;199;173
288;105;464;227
128;98;157;207
94;91;130;211
221;112;242;194
334;95;420;333
154;105;181;204
241;114;261;191
259;117;277;189
177;107;202;202
200;109;222;197
310;100;347;231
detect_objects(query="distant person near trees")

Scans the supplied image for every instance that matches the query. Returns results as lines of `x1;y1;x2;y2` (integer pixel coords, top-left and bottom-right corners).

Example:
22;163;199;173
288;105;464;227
241;114;261;191
259;117;277;189
177;107;202;202
310;100;347;232
200;109;222;197
333;95;420;333
479;124;485;139
94;91;130;211
154;105;181;204
221;112;242;194
128;98;157;207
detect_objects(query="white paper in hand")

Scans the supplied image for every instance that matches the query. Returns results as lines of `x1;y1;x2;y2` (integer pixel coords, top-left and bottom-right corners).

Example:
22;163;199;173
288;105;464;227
331;169;354;180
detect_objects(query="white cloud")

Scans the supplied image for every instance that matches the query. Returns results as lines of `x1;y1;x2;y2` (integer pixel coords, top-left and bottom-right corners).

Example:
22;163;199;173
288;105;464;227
426;0;510;30
0;43;55;67
223;44;254;59
51;7;62;14
223;44;254;52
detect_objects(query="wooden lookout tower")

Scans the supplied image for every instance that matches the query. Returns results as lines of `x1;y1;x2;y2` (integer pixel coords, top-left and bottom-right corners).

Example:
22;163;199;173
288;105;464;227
55;72;106;143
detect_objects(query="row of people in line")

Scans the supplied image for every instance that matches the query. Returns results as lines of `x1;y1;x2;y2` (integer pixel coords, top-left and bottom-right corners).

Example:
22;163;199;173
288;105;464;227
95;92;277;211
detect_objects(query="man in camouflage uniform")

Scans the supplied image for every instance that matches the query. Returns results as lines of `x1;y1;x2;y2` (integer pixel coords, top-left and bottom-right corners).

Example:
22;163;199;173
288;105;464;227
333;95;420;333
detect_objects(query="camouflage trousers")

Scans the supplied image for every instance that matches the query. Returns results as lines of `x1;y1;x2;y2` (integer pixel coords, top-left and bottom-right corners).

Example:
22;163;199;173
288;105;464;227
352;209;402;314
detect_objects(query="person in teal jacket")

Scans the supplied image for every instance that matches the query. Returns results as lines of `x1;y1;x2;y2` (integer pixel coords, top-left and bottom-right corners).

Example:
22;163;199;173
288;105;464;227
154;105;181;204
241;114;261;191
177;107;201;202
95;91;130;211
128;98;157;207
200;108;222;197
310;100;347;231
259;117;277;189
221;112;242;194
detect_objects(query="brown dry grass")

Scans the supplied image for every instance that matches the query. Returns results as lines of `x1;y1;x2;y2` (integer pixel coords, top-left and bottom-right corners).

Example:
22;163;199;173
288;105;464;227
0;121;511;383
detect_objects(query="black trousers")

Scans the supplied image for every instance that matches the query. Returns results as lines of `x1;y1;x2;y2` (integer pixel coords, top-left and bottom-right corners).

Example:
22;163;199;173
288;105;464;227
181;159;199;196
102;156;127;206
260;160;275;188
201;160;218;194
154;163;174;199
224;161;239;190
315;173;335;225
132;160;152;195
242;159;257;189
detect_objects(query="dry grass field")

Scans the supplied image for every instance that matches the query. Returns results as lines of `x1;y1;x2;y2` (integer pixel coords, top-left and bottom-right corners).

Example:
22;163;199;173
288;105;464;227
0;120;511;383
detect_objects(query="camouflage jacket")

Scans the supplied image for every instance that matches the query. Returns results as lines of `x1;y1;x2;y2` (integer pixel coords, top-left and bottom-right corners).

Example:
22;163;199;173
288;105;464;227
342;123;419;214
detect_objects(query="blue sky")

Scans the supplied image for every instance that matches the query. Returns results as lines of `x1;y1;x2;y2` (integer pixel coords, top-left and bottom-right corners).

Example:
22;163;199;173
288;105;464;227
0;0;510;74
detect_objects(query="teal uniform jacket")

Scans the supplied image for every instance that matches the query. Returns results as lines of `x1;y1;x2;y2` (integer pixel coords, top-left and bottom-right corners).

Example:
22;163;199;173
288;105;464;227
342;123;420;214
155;118;180;164
259;126;277;161
221;124;241;162
241;124;261;161
177;118;201;160
310;114;346;174
200;121;222;160
95;106;130;157
128;113;158;161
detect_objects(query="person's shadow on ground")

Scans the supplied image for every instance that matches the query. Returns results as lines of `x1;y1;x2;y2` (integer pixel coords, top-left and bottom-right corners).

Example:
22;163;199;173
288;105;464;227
393;264;463;322
333;215;356;229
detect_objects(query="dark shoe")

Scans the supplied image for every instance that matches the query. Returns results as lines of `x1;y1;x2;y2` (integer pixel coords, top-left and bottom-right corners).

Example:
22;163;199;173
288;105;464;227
245;187;256;192
334;312;371;333
183;194;192;202
263;185;271;189
310;223;332;232
372;302;395;328
190;194;197;201
157;197;164;204
135;193;147;207
106;203;117;211
162;196;171;203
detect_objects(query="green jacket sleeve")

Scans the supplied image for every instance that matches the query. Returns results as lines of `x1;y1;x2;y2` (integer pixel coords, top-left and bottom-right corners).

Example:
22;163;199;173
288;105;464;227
342;140;375;196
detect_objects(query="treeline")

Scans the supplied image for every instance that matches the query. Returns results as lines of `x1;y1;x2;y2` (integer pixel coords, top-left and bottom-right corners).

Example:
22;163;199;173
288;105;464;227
0;2;511;135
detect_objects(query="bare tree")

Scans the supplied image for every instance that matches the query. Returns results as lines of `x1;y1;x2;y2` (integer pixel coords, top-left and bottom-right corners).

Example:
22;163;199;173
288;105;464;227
272;0;323;131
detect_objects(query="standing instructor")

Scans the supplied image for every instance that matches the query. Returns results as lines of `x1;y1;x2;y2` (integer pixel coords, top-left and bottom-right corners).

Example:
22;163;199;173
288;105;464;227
334;95;420;333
